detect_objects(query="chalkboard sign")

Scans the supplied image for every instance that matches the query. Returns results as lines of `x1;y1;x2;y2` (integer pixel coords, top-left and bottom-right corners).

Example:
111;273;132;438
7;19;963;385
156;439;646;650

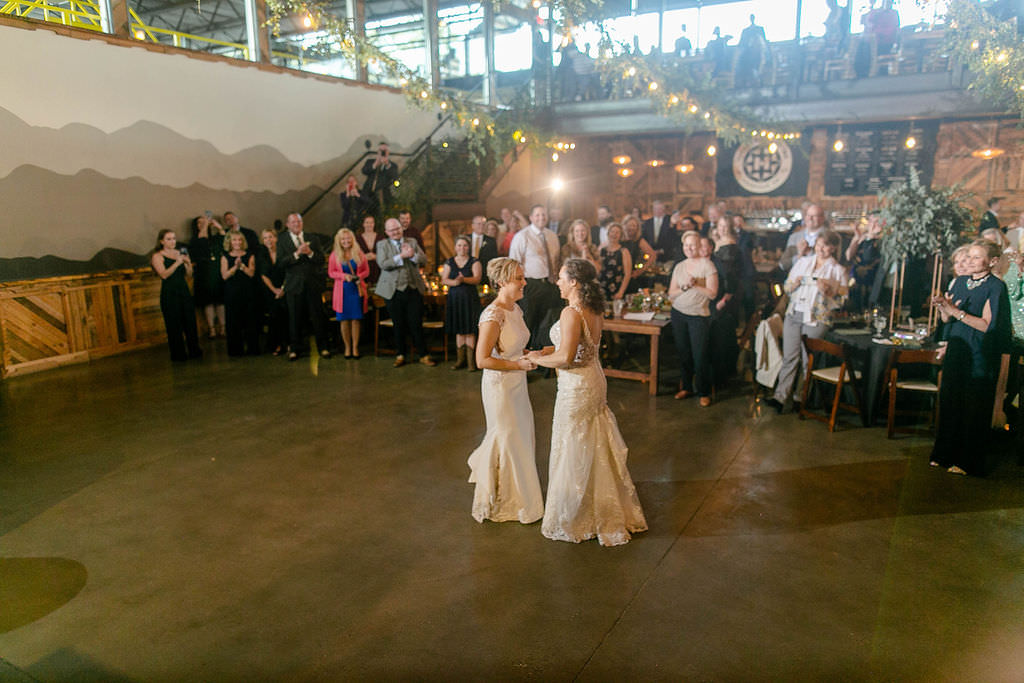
824;121;937;196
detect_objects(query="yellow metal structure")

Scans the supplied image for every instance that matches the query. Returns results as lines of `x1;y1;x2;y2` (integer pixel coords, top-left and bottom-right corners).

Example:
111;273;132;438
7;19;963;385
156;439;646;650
0;0;102;31
2;0;325;65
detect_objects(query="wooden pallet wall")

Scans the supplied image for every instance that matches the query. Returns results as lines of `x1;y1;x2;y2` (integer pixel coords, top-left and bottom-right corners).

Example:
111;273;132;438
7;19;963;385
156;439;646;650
0;269;164;378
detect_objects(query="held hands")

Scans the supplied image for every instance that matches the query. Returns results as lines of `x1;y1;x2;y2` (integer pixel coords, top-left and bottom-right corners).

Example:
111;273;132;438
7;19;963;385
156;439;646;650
399;242;415;260
296;241;312;257
516;356;537;371
797;238;810;255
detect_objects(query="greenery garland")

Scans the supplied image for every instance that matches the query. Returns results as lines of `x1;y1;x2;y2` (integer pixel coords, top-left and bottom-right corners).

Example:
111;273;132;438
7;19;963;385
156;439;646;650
263;0;798;160
944;0;1024;121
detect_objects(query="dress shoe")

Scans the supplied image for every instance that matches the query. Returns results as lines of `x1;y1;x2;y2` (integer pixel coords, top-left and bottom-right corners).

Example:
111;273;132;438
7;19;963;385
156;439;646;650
288;351;299;361
419;355;437;367
393;355;405;367
320;350;331;359
699;396;712;407
947;465;967;475
674;390;692;400
762;397;783;413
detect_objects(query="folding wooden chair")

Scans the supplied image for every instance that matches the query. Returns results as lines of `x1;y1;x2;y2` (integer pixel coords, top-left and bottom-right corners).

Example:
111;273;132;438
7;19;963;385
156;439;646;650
881;347;942;438
799;335;866;432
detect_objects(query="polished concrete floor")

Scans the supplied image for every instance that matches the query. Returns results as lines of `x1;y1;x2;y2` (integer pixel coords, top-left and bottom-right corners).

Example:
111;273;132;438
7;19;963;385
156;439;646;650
1;340;1023;682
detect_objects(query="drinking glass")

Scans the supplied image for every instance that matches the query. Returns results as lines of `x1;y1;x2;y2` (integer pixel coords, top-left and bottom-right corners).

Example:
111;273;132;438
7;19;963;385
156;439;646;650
873;314;888;338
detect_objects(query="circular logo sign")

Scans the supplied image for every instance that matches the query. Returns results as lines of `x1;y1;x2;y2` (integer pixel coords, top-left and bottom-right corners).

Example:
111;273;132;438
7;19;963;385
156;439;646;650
733;140;793;194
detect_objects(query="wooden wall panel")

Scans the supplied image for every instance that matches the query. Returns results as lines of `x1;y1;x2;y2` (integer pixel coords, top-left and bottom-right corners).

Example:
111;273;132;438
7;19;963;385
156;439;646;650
0;268;165;378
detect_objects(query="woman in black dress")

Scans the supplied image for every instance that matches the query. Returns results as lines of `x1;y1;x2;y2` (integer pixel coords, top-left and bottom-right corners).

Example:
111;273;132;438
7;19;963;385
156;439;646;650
189;214;226;338
931;239;1012;475
151;229;202;362
257;228;288;356
356;214;381;285
845;211;884;312
220;230;259;356
443;234;483;370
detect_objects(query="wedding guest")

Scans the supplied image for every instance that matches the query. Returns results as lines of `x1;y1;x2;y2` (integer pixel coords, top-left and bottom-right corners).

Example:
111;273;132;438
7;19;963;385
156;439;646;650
467;258;542;524
220;230;259;356
509;204;561;349
257;228;287;356
669;231;719;406
559;219;601;273
930;239;1011;475
846;211;884;311
981;228;1012;277
151;229;202;362
622;214;657;266
189;214;225;338
398;210;426;250
484;219;500;242
709;222;741;386
277;212;331;361
223;211;259;253
501;210;525;256
362;142;399;217
599;222;632;303
339;176;365;230
979;197;1002;233
443;235;483;370
768;229;847;413
328;228;370;359
356;214;381;284
468;215;498;281
528;258;647;546
376;217;437;367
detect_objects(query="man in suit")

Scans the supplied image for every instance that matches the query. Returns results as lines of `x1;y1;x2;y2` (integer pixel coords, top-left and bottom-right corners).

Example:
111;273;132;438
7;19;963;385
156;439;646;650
277;213;330;361
642;200;677;262
509;204;562;349
701;201;725;237
469;215;498;282
362;142;399;218
223;211;259;253
592;205;613;247
376;217;437;367
979;197;1002;233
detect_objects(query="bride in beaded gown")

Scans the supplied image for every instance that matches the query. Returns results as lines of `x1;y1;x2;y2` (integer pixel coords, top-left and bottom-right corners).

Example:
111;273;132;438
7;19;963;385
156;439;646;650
467;258;544;524
529;258;647;546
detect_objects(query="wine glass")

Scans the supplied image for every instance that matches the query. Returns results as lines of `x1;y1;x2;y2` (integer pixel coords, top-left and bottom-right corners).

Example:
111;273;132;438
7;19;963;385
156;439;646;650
873;314;888;338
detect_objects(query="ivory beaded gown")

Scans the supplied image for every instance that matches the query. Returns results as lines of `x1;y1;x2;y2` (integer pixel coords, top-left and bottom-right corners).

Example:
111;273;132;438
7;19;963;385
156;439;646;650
467;303;544;523
542;306;647;546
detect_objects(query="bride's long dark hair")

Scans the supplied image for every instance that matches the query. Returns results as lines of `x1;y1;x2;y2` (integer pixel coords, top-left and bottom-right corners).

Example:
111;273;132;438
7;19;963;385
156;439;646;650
563;258;604;315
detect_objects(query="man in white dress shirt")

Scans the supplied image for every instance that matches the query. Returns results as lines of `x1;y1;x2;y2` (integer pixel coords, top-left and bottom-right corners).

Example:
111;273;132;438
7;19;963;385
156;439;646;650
509;204;562;348
642;200;677;261
781;203;826;271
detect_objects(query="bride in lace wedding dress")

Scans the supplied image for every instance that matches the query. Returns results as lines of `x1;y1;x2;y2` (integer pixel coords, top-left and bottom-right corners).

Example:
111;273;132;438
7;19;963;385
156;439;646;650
467;258;544;524
529;258;647;546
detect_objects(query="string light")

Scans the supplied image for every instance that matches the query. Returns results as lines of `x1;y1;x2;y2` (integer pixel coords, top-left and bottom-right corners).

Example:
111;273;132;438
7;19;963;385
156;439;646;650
706;145;717;157
675;164;694;174
905;136;917;149
617;168;634;177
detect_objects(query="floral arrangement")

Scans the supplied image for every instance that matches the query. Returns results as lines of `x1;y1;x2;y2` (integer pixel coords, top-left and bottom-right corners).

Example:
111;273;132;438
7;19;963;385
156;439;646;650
877;166;972;265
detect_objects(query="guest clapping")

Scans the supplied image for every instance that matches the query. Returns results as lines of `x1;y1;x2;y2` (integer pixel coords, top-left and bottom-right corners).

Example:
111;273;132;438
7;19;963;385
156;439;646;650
256;229;287;356
190;214;225;338
668;231;719;406
356;215;381;285
930;239;1011;475
328;228;370;359
220;230;259;356
769;230;847;413
443;235;483;370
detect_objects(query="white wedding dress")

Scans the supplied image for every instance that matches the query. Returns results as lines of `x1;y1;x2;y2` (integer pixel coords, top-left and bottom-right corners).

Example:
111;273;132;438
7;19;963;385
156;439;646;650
467;303;544;524
542;306;648;546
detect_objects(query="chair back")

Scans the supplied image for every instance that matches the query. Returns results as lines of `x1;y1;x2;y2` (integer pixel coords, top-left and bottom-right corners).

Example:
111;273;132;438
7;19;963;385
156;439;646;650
802;335;845;360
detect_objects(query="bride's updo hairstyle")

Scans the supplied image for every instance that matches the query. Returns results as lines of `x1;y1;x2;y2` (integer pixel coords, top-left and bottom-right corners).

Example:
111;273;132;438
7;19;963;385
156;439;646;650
487;257;521;289
563;258;605;314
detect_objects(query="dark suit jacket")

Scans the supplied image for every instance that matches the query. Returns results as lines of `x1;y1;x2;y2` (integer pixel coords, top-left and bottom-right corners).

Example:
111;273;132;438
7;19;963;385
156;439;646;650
642;216;678;259
979;210;1000;234
277;231;326;295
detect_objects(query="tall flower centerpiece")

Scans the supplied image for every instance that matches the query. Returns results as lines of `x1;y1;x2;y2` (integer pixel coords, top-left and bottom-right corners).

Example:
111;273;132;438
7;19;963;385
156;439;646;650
877;167;972;330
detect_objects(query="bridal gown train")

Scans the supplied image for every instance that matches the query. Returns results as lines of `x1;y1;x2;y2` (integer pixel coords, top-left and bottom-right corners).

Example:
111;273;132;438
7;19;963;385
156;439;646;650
542;306;648;546
467;303;544;523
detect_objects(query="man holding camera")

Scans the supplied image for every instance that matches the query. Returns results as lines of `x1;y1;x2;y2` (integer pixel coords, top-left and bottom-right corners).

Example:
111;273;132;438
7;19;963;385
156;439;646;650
362;142;400;218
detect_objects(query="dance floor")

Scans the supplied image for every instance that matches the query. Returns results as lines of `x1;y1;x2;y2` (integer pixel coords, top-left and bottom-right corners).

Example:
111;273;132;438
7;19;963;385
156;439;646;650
1;343;1022;681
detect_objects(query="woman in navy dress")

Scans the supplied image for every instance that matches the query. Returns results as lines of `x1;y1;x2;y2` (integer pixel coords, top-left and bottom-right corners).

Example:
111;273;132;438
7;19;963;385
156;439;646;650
220;230;259;356
931;239;1012;475
328;228;370;358
443;234;483;370
151;229;202;362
